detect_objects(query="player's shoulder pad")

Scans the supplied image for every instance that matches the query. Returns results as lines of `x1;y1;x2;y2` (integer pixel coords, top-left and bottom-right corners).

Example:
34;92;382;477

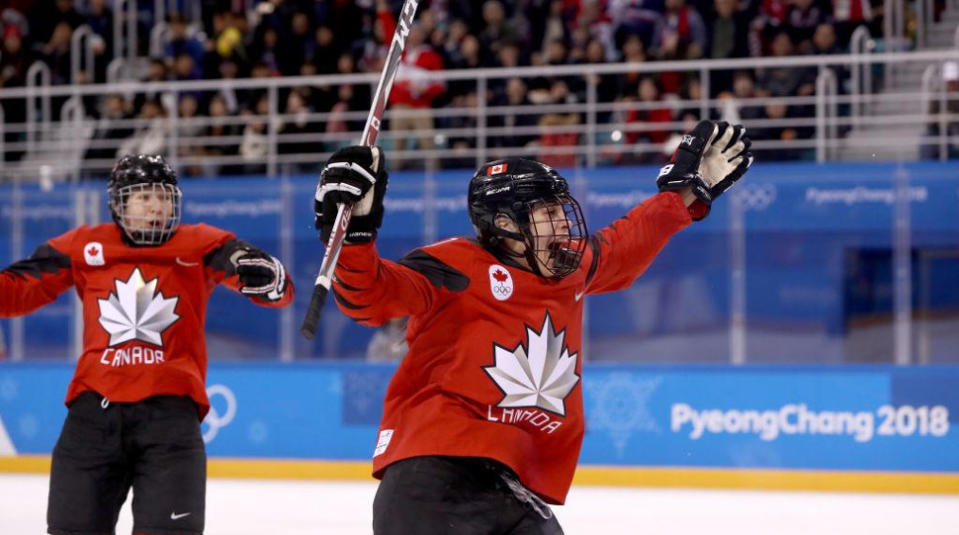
178;222;236;243
417;236;484;269
419;236;477;254
174;223;237;257
49;224;104;256
398;238;472;292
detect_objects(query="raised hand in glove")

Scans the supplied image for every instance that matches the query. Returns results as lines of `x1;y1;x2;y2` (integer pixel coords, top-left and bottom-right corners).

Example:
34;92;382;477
235;251;288;302
697;121;753;201
314;146;388;244
657;120;753;220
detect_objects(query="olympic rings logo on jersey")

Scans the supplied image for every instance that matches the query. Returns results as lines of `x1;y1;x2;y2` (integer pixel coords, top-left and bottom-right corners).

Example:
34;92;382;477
735;183;777;211
488;265;514;301
202;384;237;444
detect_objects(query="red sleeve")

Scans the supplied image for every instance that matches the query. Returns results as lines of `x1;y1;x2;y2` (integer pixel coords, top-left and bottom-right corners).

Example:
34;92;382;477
332;242;439;326
584;191;692;295
0;230;76;317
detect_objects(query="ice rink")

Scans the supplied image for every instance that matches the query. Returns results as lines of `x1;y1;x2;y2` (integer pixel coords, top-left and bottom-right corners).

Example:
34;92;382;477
2;474;958;535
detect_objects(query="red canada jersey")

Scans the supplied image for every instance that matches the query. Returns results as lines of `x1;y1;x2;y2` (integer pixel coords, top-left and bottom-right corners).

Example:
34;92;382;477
0;223;293;417
333;191;692;504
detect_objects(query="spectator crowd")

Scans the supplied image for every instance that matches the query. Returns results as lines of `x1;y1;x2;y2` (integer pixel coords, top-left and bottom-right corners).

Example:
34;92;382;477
0;0;909;172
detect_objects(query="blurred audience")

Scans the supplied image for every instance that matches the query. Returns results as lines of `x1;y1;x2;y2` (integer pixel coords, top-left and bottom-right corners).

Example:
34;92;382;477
625;76;674;163
0;0;886;170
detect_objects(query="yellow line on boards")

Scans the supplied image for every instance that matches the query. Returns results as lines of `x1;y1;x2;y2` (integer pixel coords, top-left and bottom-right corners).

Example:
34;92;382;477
208;458;373;480
2;456;957;494
0;455;50;473
572;466;959;494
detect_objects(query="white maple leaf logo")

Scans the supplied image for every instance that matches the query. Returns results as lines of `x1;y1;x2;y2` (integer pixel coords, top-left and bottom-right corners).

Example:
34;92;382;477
97;268;180;346
484;313;580;416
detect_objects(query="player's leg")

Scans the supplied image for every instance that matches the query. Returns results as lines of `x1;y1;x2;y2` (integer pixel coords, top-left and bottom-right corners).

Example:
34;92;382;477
373;456;506;535
507;514;565;535
497;470;565;535
372;456;563;535
127;395;206;535
47;392;132;535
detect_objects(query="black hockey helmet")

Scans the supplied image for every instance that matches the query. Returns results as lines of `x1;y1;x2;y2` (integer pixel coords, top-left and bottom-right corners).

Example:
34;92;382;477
468;158;587;279
108;154;182;246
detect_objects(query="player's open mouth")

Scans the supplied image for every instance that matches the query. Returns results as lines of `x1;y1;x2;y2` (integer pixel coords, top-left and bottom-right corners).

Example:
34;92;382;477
547;240;571;260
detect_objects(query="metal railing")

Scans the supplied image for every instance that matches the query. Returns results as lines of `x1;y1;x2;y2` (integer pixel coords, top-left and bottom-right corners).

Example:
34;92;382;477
3;50;959;182
815;68;838;162
150;22;170;58
916;0;932;49
24;62;51;158
70;25;97;85
112;0;137;62
849;26;873;129
884;0;907;53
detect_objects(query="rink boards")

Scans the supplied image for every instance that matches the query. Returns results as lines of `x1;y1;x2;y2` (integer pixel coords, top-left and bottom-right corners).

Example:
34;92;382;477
2;161;959;363
1;362;957;493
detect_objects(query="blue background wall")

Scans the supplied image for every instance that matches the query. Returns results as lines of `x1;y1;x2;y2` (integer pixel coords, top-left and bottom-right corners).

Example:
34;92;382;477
1;161;958;363
0;362;957;472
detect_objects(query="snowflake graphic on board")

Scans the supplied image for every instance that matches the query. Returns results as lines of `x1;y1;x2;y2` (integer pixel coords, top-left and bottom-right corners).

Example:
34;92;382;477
484;313;580;416
97;268;180;346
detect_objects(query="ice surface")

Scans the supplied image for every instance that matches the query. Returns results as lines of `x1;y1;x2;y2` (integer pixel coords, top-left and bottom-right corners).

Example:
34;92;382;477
2;473;957;534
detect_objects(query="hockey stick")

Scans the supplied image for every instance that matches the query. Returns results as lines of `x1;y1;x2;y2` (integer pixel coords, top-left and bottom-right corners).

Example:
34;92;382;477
301;0;420;339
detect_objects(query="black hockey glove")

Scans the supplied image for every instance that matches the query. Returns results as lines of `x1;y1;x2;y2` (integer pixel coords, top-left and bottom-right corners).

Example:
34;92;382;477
657;120;753;220
235;251;288;302
657;120;718;206
314;146;388;244
698;121;753;201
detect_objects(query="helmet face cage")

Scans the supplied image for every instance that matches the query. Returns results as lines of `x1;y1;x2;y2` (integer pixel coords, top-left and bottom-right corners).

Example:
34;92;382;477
110;182;182;246
521;193;588;279
468;159;588;279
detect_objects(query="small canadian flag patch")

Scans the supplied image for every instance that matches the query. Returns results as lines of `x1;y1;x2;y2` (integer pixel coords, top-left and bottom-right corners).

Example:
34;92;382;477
487;163;508;176
84;242;105;266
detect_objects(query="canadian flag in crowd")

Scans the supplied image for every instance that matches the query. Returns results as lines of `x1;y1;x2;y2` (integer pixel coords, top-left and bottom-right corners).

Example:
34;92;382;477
487;164;508;176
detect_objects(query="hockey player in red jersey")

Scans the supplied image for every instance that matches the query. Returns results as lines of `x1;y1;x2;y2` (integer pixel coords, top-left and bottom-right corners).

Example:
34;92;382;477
314;122;752;534
0;154;294;535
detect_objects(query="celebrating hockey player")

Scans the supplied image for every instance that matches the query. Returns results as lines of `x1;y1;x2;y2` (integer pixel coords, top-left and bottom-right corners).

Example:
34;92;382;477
0;154;294;535
314;121;752;534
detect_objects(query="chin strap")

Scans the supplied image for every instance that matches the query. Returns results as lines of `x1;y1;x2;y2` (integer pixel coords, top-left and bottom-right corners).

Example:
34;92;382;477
523;248;546;278
489;225;525;243
494;228;549;279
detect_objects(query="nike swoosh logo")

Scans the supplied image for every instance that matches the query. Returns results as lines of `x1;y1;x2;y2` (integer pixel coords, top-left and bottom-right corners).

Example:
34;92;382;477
176;257;200;267
575;290;585;302
171;512;192;520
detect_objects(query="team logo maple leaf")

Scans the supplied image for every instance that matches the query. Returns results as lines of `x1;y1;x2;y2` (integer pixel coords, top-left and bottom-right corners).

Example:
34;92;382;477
87;246;99;256
492;269;508;282
484;313;580;416
97;268;180;346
